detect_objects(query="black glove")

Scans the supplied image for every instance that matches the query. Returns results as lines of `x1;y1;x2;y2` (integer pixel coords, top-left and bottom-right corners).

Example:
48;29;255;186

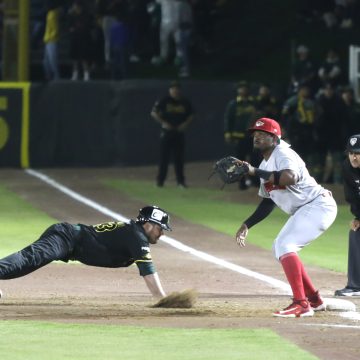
210;156;249;186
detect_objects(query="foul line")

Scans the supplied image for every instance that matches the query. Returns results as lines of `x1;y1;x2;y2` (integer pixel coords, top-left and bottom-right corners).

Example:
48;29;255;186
25;168;291;293
339;311;360;321
303;322;360;330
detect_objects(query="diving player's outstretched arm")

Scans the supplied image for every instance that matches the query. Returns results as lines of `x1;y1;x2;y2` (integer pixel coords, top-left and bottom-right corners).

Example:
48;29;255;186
143;273;166;298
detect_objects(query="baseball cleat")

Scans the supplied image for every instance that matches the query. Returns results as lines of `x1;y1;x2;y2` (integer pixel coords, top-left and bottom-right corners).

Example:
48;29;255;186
334;287;360;297
308;291;326;311
273;300;314;318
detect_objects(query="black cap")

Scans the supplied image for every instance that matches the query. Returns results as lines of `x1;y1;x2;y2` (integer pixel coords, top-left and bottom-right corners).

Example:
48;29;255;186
136;205;172;231
346;134;360;153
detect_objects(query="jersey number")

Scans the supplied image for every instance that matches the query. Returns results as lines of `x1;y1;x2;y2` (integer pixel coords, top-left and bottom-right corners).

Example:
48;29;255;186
93;221;125;232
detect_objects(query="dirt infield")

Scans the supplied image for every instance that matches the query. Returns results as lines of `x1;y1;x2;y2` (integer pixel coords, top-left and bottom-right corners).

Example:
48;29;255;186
0;164;360;360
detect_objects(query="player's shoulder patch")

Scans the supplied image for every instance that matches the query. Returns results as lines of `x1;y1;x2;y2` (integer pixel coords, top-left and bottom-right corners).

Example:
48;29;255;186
142;252;152;260
141;246;150;253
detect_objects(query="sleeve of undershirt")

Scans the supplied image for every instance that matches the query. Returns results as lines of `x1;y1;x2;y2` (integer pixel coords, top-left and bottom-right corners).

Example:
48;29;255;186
243;198;276;229
128;229;156;276
136;261;156;276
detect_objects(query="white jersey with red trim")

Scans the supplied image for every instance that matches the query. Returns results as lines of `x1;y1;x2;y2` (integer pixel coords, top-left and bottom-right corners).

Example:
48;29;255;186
258;140;324;215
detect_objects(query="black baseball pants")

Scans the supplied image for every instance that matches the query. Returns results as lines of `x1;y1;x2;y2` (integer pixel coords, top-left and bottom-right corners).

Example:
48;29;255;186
347;229;360;289
0;223;78;279
157;130;185;186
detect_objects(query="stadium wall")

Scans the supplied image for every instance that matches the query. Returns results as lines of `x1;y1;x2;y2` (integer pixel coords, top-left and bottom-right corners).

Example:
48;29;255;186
0;80;236;167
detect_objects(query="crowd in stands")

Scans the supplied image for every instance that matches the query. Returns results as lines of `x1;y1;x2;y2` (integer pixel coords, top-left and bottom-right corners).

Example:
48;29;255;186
30;0;226;81
284;43;359;185
297;0;360;29
224;43;360;187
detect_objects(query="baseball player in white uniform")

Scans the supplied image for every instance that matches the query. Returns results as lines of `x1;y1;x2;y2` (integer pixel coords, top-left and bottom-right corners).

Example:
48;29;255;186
236;118;337;317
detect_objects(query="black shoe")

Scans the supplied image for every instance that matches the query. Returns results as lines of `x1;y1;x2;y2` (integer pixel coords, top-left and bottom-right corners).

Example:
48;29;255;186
334;287;360;296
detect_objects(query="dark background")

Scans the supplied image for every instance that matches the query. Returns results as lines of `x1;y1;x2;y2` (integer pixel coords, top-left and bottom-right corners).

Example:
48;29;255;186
28;0;360;87
29;79;234;167
2;0;360;167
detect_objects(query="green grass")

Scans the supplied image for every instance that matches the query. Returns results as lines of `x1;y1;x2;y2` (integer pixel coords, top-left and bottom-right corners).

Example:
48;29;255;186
104;179;349;273
0;184;55;258
0;321;316;360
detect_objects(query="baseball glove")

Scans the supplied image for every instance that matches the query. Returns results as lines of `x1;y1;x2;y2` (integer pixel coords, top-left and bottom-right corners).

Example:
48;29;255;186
210;156;249;186
152;289;198;309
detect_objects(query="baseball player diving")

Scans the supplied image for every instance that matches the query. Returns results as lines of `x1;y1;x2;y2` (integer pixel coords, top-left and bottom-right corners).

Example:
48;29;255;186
0;206;170;299
235;118;337;317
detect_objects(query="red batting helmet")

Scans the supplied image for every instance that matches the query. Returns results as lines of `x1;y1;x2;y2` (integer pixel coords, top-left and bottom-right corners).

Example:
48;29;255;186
248;118;282;139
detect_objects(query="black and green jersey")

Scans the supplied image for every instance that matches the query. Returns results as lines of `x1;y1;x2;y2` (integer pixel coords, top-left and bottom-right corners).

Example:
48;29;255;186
153;95;193;127
224;96;256;138
0;221;156;281
73;220;155;275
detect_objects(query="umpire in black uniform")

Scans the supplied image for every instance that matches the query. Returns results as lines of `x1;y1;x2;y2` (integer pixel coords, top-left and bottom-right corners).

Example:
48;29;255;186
335;135;360;296
0;206;171;299
151;81;194;188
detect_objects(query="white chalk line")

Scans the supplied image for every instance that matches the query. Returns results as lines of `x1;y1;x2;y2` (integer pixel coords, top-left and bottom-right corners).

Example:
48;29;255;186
303;322;360;330
24;169;360;323
339;311;360;321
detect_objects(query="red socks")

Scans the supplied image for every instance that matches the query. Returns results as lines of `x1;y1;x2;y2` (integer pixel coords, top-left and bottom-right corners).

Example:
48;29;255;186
280;252;315;301
300;261;316;296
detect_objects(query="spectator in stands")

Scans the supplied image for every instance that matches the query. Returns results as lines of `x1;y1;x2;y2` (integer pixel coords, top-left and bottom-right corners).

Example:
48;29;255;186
316;83;348;183
43;0;61;81
109;12;130;79
146;0;161;62
30;0;46;50
150;0;193;78
341;86;360;136
90;16;106;71
174;0;193;78
296;0;332;23
289;45;317;95
192;0;222;55
323;3;340;28
223;81;257;190
151;0;177;66
323;0;359;29
254;83;280;119
96;0;128;67
127;0;148;63
282;85;321;180
318;49;342;89
68;1;94;81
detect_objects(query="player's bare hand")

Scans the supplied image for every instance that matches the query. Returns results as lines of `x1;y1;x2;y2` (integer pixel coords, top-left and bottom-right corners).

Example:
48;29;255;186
236;223;248;247
350;219;360;231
